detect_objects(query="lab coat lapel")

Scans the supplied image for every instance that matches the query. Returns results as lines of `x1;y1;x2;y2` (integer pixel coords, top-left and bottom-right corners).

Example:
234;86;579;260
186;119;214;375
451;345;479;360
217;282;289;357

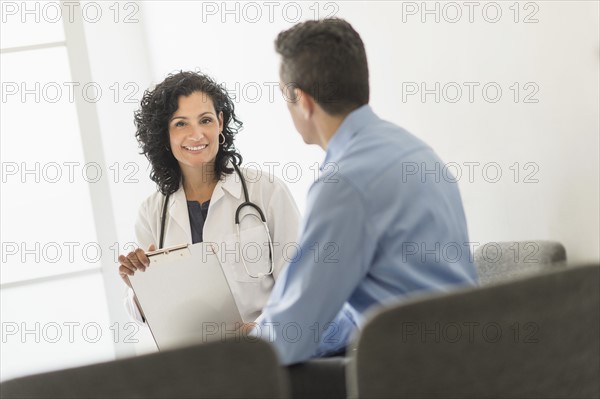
166;169;242;244
168;185;192;242
211;169;243;206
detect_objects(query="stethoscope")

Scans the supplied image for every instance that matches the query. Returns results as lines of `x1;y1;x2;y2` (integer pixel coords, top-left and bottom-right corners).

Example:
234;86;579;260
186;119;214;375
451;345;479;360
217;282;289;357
158;163;274;278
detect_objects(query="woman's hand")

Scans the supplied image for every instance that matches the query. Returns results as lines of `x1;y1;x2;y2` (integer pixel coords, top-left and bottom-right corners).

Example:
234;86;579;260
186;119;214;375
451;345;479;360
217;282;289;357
118;244;156;288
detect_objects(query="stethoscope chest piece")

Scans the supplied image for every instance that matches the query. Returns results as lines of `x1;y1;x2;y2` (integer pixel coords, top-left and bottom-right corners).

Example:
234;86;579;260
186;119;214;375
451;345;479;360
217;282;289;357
160;163;274;278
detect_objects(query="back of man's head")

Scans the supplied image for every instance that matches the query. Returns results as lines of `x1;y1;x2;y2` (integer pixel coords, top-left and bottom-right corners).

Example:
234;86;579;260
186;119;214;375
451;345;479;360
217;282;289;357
275;18;370;116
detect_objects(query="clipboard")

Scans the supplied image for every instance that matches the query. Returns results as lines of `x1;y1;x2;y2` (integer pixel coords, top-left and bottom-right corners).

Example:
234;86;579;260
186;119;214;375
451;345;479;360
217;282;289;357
128;242;243;351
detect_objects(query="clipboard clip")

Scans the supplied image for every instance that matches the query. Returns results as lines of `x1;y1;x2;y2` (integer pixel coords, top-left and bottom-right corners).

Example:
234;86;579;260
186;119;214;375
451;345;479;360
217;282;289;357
146;243;189;258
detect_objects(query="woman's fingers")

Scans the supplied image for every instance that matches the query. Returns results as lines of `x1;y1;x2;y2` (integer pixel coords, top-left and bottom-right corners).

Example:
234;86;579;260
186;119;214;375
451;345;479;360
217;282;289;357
118;249;148;273
118;254;136;274
118;263;133;276
126;249;147;272
135;248;150;271
118;246;155;287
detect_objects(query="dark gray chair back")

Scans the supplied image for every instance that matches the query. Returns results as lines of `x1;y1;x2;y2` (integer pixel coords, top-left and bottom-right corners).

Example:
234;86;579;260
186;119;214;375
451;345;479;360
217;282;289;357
287;357;348;399
1;339;290;398
474;240;566;285
347;264;599;398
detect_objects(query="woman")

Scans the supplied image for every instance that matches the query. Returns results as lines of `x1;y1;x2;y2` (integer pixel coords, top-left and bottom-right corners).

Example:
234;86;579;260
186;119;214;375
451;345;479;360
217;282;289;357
118;71;300;323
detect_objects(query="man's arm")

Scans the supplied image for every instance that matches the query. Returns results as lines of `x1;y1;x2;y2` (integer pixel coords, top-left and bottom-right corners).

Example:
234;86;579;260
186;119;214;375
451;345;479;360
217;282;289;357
251;175;375;365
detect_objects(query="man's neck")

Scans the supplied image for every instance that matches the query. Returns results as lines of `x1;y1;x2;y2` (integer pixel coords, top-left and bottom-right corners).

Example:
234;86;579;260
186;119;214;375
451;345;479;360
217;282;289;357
316;112;349;150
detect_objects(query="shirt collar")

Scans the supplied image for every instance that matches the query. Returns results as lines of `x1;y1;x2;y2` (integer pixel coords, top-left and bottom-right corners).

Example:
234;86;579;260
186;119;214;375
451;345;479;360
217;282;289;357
322;104;378;169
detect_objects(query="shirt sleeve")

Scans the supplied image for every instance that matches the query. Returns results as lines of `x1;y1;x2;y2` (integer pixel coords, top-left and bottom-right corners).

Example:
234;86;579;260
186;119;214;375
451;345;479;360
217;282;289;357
312;303;359;357
251;175;375;365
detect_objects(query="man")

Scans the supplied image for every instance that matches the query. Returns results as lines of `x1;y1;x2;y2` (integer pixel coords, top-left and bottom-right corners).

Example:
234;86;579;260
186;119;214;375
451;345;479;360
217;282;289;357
250;18;478;366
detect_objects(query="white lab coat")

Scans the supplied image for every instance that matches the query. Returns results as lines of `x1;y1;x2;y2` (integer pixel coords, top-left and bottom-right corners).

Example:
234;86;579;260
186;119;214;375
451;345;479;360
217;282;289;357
125;167;301;322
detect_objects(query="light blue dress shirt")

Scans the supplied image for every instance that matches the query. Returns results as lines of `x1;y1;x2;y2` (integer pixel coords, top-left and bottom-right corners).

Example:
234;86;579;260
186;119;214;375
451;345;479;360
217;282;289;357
251;105;478;365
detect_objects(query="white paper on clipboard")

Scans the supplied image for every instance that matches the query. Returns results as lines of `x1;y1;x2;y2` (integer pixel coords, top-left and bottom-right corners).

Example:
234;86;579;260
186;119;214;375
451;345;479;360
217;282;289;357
128;242;243;351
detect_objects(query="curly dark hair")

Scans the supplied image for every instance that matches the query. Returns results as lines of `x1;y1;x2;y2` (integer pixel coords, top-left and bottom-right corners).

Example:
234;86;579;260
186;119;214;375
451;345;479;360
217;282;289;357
134;71;243;195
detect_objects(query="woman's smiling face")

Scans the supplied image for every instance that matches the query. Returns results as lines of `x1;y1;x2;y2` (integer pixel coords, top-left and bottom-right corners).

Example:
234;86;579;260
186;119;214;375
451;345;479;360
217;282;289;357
168;91;224;173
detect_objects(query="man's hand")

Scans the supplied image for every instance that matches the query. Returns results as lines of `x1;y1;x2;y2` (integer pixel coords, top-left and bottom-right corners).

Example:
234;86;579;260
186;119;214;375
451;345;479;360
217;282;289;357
239;321;258;337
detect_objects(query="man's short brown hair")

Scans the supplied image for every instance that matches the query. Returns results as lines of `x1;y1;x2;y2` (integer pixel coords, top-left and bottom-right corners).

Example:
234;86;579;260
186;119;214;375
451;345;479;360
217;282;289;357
275;18;370;116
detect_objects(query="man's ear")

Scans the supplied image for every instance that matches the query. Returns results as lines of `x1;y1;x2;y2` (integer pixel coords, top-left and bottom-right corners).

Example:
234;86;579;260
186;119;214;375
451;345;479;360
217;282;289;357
296;88;314;119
